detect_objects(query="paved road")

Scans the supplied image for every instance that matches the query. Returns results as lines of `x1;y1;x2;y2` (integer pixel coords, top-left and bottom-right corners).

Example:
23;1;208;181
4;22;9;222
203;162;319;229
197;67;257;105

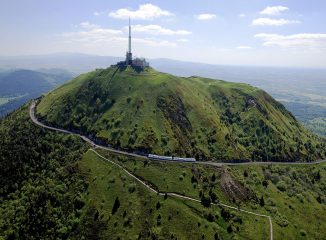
30;101;326;167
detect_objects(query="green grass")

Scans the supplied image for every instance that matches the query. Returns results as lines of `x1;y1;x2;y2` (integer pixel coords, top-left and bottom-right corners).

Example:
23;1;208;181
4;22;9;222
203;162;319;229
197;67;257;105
36;66;325;162
2;104;325;239
229;163;326;240
94;148;326;239
77;150;269;239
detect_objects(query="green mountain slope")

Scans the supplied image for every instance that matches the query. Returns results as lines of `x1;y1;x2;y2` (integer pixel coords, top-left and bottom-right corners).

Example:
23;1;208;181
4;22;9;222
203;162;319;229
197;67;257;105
1;105;325;239
37;66;325;162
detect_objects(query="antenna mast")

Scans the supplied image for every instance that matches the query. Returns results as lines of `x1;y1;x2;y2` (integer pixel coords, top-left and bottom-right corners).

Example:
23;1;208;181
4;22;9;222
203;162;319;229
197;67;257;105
128;17;131;54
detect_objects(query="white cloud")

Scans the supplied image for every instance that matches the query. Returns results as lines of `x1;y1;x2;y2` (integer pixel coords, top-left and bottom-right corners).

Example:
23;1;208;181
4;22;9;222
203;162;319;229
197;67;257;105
239;14;246;18
130;24;191;35
255;33;326;49
93;11;101;16
109;4;173;20
252;18;300;26
195;14;216;20
61;23;123;43
177;38;189;43
59;23;177;49
134;38;177;47
236;46;252;49
80;22;100;29
260;6;289;15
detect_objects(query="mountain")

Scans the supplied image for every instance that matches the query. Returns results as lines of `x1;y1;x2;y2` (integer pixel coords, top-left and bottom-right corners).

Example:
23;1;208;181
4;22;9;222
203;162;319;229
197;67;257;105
0;69;74;117
1;53;325;137
36;66;325;162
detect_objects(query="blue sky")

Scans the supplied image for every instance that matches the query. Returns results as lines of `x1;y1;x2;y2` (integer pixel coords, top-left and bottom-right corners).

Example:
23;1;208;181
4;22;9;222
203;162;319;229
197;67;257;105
1;0;326;68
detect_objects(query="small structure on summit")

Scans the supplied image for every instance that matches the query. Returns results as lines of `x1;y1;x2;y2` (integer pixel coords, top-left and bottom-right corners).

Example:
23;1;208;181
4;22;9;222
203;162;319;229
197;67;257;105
116;18;149;69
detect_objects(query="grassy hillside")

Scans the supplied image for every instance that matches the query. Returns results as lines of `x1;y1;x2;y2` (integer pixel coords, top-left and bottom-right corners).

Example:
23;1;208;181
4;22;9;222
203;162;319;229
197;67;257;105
1;105;325;239
76;150;269;239
0;104;268;239
95;149;326;239
37;66;325;162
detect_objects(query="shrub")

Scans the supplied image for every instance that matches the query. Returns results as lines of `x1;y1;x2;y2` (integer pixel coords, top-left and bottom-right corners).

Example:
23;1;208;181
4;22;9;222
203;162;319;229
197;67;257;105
271;174;280;184
300;229;307;236
201;194;211;207
276;181;286;192
296;193;305;203
221;208;231;221
128;183;136;193
266;198;276;206
252;171;258;178
275;214;288;227
204;212;215;222
164;193;168;200
262;179;269;188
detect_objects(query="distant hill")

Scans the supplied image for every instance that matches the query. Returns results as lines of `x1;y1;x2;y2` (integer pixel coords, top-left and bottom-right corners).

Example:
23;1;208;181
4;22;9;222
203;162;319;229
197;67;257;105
37;66;325;162
0;69;74;117
0;53;122;74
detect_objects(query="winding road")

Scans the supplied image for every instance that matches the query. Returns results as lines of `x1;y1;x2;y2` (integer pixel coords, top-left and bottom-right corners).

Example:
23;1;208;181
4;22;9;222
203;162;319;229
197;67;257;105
29;99;326;240
29;101;326;167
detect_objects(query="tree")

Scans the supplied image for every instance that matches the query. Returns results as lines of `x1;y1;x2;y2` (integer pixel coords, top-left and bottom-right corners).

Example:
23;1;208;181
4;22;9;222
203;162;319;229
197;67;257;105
227;224;233;233
201;194;211;207
260;196;265;207
156;202;161;210
221;208;231;221
112;197;120;215
211;173;216;182
209;190;218;203
214;233;220;240
205;212;215;222
276;181;286;192
191;175;198;184
262;179;269;188
157;214;161;226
